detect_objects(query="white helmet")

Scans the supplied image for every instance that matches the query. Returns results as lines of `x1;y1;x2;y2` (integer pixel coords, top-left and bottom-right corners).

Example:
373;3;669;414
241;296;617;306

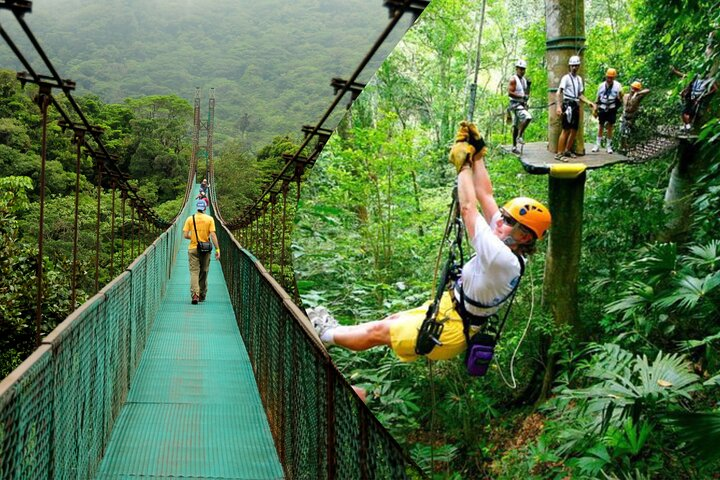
568;55;581;66
515;59;527;69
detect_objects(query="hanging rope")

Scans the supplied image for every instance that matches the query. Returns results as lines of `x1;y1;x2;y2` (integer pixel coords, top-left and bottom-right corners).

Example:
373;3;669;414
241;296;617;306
110;180;116;279
466;0;487;122
94;159;103;293
269;196;276;275
34;86;51;347
120;192;126;269
130;204;135;260
70;129;83;309
495;266;535;389
281;183;288;284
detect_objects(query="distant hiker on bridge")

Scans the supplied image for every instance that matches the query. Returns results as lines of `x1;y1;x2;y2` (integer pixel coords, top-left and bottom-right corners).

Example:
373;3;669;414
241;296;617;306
592;68;623;154
309;123;551;366
555;55;596;161
196;191;209;209
620;81;651;149
183;200;220;304
200;178;209;194
508;59;533;154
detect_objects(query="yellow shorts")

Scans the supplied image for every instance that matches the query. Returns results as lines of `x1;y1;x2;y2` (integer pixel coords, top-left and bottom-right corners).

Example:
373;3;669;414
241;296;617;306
389;292;467;362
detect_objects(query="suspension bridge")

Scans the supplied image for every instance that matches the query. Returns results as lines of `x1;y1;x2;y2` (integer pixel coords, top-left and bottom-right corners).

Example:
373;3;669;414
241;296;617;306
0;0;428;478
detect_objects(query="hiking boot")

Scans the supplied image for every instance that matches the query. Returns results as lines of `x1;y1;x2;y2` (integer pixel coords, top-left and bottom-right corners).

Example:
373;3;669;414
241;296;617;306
563;151;577;159
591;144;600;152
511;146;520;154
191;294;199;305
199;294;206;302
307;306;339;340
607;146;613;154
517;136;525;145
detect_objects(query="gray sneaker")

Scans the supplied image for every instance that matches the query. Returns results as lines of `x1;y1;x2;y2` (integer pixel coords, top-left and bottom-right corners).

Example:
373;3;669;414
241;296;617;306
307;306;339;340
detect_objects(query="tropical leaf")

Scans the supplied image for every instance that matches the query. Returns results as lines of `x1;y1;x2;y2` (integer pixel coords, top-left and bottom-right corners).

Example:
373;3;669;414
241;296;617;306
686;239;720;270
606;282;655;319
666;411;720;463
559;346;701;430
653;273;720;310
631;243;678;284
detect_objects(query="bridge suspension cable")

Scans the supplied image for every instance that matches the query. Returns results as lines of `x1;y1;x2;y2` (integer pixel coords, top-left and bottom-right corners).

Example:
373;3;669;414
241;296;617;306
0;0;186;346
216;0;428;296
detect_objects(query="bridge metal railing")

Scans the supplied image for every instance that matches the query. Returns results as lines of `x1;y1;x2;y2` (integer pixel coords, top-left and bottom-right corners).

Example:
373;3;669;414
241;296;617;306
216;223;425;480
0;181;197;479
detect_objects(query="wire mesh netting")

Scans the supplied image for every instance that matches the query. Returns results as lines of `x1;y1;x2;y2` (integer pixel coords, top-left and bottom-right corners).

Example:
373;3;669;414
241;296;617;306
0;184;196;479
217;225;425;480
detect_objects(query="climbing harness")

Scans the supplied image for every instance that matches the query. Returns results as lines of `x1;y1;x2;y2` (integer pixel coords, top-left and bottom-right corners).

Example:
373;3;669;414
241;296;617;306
455;254;524;377
415;184;465;356
414;183;526;377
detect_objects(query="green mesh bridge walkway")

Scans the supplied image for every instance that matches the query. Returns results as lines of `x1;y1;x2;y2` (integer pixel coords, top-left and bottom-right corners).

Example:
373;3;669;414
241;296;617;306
94;238;283;479
0;184;424;479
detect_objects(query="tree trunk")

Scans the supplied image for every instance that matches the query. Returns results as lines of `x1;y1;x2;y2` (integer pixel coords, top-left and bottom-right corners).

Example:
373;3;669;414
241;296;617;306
661;139;708;243
537;0;587;404
546;0;586;154
543;173;585;333
538;173;586;402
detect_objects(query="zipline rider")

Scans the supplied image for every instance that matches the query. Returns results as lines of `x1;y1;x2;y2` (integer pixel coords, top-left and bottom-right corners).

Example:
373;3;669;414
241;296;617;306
309;123;551;364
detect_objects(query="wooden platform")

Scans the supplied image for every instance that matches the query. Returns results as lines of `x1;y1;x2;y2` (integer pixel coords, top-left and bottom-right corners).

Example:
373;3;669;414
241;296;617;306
501;142;632;175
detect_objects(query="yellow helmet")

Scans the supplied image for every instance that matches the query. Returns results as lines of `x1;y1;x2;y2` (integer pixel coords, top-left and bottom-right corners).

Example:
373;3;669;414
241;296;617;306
606;68;617;78
631;81;642;90
502;197;552;240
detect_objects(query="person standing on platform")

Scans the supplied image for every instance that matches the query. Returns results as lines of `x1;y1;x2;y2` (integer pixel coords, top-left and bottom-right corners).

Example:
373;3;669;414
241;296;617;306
620;81;651;149
592;68;623;154
183;200;220;304
508;60;533;154
555;55;596;161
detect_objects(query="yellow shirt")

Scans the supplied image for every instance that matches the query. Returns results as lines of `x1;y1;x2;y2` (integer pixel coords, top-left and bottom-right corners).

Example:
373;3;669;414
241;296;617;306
183;212;216;250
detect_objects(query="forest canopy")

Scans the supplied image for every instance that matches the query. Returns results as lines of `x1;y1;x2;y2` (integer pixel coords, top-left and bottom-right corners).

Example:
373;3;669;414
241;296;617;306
293;0;720;478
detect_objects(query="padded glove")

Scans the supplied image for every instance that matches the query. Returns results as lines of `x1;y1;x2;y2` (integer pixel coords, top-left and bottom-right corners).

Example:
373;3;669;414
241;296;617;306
466;122;487;156
449;121;475;172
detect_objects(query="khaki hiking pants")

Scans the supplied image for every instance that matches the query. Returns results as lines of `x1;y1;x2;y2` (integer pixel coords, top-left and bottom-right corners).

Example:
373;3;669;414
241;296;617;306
188;248;211;296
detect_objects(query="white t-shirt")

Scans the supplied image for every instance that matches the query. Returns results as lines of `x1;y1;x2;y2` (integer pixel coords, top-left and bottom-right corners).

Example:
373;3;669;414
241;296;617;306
559;73;584;102
454;211;523;316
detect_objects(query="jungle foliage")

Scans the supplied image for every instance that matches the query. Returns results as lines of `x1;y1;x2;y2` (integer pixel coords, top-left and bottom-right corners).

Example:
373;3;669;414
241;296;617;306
293;0;720;478
0;71;191;378
0;0;406;150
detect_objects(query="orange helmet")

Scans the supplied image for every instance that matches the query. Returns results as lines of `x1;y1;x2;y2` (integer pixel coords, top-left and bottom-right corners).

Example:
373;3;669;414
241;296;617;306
502;197;551;240
631;81;642;90
606;68;617;78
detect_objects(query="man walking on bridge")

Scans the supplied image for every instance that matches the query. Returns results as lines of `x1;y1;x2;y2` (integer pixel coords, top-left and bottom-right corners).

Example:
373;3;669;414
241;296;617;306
183;200;220;304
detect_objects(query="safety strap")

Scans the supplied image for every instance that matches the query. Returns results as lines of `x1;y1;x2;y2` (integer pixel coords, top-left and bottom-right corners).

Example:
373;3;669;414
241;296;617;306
458;254;525;310
415;186;464;356
459;253;525;345
192;214;207;254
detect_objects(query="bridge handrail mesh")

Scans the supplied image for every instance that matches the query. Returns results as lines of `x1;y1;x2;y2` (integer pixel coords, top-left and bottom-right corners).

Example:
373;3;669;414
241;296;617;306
0;178;198;479
216;223;425;479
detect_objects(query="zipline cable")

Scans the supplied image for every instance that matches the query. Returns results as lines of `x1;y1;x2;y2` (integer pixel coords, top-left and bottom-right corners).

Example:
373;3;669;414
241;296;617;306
466;0;487;122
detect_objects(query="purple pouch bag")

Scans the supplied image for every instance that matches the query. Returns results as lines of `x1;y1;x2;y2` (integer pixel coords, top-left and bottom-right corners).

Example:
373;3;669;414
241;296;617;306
465;334;495;377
